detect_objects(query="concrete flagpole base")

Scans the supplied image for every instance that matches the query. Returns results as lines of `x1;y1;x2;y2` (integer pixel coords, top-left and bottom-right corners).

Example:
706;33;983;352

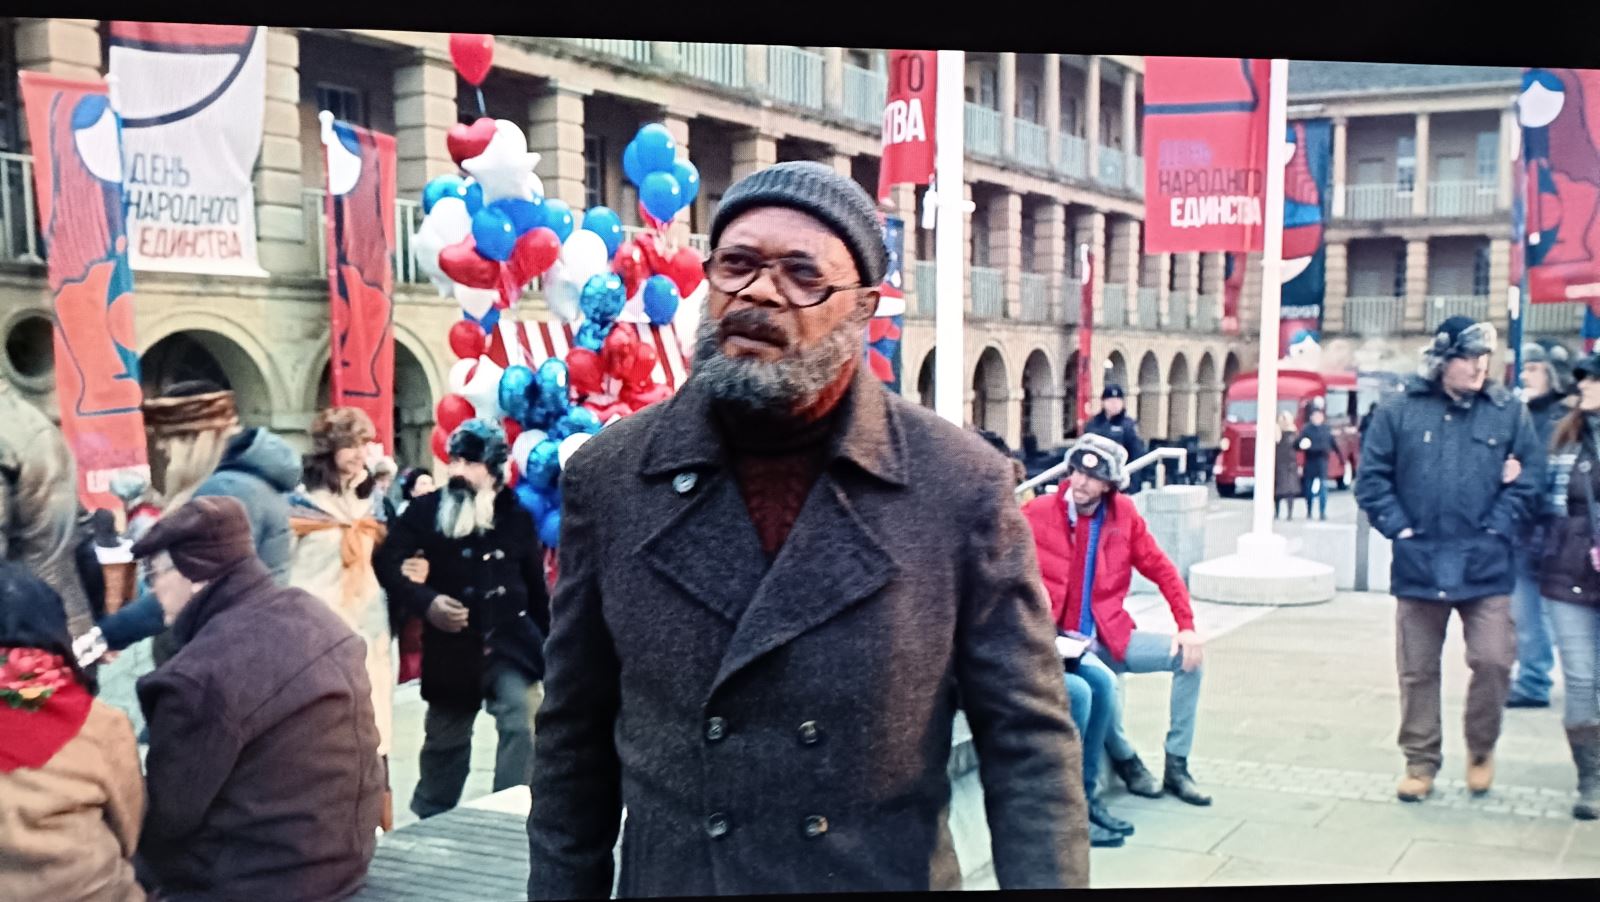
1188;531;1336;607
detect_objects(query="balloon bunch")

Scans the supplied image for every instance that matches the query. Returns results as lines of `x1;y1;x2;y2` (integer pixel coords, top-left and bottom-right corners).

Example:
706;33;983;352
606;123;709;330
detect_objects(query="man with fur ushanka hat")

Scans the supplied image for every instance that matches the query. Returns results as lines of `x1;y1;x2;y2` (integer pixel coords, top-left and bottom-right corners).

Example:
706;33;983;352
374;418;549;821
1358;315;1546;802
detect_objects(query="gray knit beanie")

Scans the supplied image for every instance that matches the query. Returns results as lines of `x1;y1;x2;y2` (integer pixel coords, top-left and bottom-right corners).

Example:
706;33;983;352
709;161;887;286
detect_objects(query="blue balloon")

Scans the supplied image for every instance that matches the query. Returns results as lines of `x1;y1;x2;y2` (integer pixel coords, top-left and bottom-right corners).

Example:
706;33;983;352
581;206;624;258
639;172;683;225
456;179;485;215
514;483;548;519
579;274;627;326
422;174;465;214
492;197;545;234
634;123;677;174
642;275;681;326
539;508;562;549
472;208;517;262
622;140;646;187
535;358;569;400
574;320;610;352
544;199;574;243
551;407;602;441
525;439;563;491
498;365;535;421
671;159;700;206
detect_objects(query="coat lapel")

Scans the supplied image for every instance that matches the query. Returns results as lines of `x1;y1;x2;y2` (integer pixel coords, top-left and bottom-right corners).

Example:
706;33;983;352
638;469;768;624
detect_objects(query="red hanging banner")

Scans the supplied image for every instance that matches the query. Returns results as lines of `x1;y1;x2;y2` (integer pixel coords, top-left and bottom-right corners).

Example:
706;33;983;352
321;116;398;451
18;72;150;513
1142;57;1272;254
1515;68;1600;307
877;50;937;203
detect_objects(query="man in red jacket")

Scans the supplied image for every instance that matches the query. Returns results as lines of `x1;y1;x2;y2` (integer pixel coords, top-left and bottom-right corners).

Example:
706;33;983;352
1022;434;1212;806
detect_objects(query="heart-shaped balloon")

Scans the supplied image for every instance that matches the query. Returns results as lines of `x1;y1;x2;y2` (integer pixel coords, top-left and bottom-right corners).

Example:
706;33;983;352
625;341;659;386
584;400;635;424
439;238;502;289
566;348;605;396
601;324;642;380
455;286;498;321
634;230;669;274
449;34;495;87
508;227;562;287
447;117;497;166
612;240;647;299
666;247;705;298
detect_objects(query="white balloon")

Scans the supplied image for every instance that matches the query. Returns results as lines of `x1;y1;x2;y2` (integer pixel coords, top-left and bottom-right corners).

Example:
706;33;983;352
511;429;547;473
411;226;455;297
428;197;473;243
557;432;592;469
542;260;583;324
463;120;541;203
455;286;498;321
559;230;611;286
447;357;478;395
526;172;545;201
459;356;505;421
673;280;709;358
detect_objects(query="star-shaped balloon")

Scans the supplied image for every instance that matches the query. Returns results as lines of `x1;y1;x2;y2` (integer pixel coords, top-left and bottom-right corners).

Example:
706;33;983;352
462;119;543;203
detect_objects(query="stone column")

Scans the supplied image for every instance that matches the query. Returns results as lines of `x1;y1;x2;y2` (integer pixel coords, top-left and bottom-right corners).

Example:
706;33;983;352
999;52;1017;158
1174;252;1200;323
394;50;459;202
1331;116;1348;219
1004;391;1024;449
1324;241;1349;333
1412;112;1431;217
1200;252;1226;329
14;18;100;82
992;190;1023;318
528;82;590;213
1074;208;1107;321
1037;201;1068;320
1404;239;1430;333
823;46;845;115
1085;56;1102;184
1111;215;1141;289
825;151;853;178
1044;54;1061;168
731;129;778;181
253;28;306;276
1488;238;1512;333
1241;252;1263;336
1498;106;1517;210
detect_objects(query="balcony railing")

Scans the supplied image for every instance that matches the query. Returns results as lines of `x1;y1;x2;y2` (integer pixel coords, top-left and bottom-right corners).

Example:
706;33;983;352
677;43;746;89
1166;291;1190;329
913;261;937;316
1195;295;1220;332
1098;147;1126;189
1061;278;1083;325
766;45;823;109
1103;283;1129;327
1019;272;1050;321
1345;296;1406;336
563;38;653;65
1524;300;1585;334
1428;180;1499;218
1058;133;1088;180
970;266;1004;318
1344;184;1413;221
842;64;886;127
0;151;42;265
620;225;710;255
1136;287;1160;329
1425;295;1490;332
965;104;1002;157
305;188;428;284
1013;120;1048;169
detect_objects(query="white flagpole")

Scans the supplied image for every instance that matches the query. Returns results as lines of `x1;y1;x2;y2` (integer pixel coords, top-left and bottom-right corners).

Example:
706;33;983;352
933;49;967;426
1248;58;1290;540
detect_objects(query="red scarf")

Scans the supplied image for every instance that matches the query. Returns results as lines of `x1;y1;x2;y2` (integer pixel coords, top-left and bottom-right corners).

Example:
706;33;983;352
0;647;92;772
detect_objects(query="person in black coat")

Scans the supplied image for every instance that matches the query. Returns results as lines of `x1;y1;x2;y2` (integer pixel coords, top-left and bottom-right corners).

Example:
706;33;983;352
1296;402;1342;521
1086;385;1147;491
373;419;549;820
1356;316;1545;803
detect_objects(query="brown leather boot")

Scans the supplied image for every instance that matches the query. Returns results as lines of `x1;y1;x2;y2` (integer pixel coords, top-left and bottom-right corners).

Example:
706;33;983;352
1467;754;1495;795
1397;768;1434;802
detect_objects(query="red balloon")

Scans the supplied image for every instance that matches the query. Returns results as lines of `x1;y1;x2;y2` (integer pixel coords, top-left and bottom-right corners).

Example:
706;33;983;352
634;231;669;275
625;342;659;386
509;227;562;286
601;324;642;380
448;320;487;359
621;381;673;410
446;117;497;166
612;241;647;298
566;348;605;396
430;425;450;462
666;247;705;299
502;417;523;448
439;238;502;289
585;400;635;424
436;394;476;434
449;33;495;87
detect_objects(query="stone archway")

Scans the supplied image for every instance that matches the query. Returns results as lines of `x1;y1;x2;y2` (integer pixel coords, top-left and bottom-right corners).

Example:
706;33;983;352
1136;351;1163;440
1103;350;1129;403
916;349;936;410
971;346;1010;442
1167;352;1193;439
305;339;436;471
1223;351;1243;391
140;330;274;428
1196;352;1221;445
1021;349;1056;454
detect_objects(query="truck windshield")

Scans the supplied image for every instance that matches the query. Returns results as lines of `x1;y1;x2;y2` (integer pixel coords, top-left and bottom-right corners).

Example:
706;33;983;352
1226;398;1304;424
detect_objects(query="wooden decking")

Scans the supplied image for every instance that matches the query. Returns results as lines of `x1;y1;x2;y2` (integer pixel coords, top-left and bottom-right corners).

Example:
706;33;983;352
351;791;531;901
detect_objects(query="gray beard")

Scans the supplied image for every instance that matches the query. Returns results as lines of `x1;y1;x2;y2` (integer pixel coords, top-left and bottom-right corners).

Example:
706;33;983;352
690;315;860;412
436;485;499;539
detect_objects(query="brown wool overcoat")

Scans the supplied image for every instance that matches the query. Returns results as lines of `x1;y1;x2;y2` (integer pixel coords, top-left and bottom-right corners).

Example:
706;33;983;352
526;366;1090;898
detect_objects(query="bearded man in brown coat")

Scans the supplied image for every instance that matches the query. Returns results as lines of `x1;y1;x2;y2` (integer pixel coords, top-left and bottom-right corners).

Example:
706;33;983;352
526;161;1089;898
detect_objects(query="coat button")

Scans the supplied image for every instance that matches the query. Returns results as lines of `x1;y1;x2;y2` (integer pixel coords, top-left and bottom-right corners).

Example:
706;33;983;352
673;472;698;495
461;547;474;559
705;717;727;742
492;549;505;560
803;815;828;838
798;721;821;746
1575;587;1583;595
705;813;730;839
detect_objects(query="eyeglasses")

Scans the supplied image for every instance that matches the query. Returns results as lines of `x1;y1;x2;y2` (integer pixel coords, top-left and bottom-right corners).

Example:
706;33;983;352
704;248;864;309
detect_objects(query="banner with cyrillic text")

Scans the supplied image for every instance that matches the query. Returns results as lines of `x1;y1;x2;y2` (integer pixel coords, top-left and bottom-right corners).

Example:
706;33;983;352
107;23;268;276
1513;67;1600;308
18;72;150;513
1143;57;1272;254
878;50;937;203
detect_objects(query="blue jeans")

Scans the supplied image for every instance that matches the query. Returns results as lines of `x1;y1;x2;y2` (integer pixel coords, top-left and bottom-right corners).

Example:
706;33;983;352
1510;550;1557;703
1100;630;1203;760
1303;459;1329;519
1063;652;1117;795
1547;599;1600;728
